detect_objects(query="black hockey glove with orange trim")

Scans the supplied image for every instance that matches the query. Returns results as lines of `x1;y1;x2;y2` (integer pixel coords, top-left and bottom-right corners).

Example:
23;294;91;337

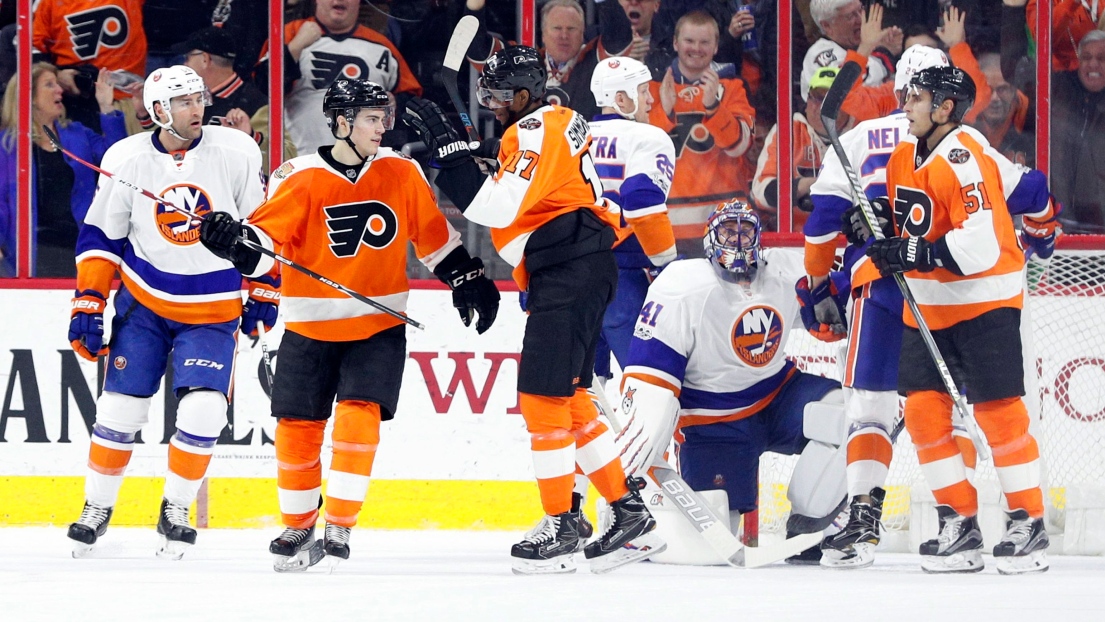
866;236;936;276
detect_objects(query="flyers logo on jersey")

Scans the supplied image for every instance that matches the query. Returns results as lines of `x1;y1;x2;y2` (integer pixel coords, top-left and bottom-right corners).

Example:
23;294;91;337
731;305;783;368
65;6;130;61
310;51;371;89
155;184;213;246
324;201;399;257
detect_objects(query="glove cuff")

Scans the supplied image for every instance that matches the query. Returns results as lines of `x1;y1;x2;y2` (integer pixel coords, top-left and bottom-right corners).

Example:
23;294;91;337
72;290;107;315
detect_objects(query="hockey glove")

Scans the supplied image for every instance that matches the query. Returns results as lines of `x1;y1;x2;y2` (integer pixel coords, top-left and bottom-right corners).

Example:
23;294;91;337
69;290;108;361
402;97;473;168
842;197;894;246
1021;212;1062;261
442;257;500;334
866;236;937;277
199;212;263;274
242;275;280;337
795;272;850;342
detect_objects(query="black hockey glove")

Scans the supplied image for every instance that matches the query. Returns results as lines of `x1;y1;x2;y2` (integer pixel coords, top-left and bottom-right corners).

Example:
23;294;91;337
402;97;472;168
842;197;894;246
442;257;500;334
199;211;263;274
866;236;937;277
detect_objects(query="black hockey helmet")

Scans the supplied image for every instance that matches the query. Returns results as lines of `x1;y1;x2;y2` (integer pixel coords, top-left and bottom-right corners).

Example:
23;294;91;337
323;77;394;133
477;45;546;108
908;65;976;124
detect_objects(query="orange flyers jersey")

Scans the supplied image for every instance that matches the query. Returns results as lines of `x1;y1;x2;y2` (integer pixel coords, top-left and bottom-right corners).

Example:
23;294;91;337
886;129;1024;331
647;64;755;239
245;149;461;342
753;113;829;232
33;0;146;77
464;105;618;288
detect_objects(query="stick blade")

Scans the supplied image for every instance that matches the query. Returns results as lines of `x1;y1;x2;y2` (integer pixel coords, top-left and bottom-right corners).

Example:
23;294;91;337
444;15;480;71
736;532;822;569
820;60;863;126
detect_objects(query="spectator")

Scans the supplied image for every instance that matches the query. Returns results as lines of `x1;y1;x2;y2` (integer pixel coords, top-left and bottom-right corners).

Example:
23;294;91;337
1024;0;1105;71
143;0;220;74
648;10;755;250
752;66;851;231
1052;30;1105;234
972;51;1034;166
0;63;126;277
620;0;662;62
463;0;633;120
801;0;898;102
32;0;147;132
256;0;422;155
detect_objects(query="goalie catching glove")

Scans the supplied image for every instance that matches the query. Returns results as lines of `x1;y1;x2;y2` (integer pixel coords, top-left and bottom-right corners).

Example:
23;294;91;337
795;271;850;342
842;197;894;246
434;248;500;334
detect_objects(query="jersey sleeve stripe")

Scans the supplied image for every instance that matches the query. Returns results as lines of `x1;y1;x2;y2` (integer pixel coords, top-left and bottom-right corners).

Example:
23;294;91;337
281;292;409;324
75;224;126;260
623;337;688;384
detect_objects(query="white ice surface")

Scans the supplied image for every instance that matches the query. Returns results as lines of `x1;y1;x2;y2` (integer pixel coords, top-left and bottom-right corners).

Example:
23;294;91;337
1;528;1103;622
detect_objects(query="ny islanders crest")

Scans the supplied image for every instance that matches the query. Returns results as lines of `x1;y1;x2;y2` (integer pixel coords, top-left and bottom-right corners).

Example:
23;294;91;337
730;305;783;368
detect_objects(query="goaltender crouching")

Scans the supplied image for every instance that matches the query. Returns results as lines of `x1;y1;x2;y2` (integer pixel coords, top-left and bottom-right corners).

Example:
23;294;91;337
199;78;499;572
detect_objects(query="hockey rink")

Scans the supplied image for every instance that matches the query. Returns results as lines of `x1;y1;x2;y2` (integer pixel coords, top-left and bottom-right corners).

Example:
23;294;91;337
1;528;1103;621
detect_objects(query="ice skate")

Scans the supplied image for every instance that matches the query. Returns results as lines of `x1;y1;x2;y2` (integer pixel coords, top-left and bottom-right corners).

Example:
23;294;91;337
584;482;665;574
323;524;351;573
994;509;1049;575
784;531;824;565
821;487;885;569
511;512;580;575
155;498;197;560
68;502;113;558
920;505;984;574
573;492;594;552
270;525;325;573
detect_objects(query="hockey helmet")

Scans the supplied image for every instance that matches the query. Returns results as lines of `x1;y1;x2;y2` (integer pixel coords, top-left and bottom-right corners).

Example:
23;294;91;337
704;199;761;282
323;78;395;134
143;65;210;133
590;56;652;119
894;44;950;105
477;45;546;109
907;65;976;123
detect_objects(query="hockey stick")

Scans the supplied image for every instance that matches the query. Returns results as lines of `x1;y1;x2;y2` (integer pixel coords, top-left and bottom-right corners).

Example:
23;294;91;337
590;387;821;568
43;125;425;330
256;321;275;394
818;62;989;461
442;15;482;142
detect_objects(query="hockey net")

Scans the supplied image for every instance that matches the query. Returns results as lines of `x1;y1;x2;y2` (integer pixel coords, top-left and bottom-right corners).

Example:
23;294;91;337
758;234;1105;551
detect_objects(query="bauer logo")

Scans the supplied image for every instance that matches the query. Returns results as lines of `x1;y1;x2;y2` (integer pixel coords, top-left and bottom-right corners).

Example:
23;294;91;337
154;184;213;246
731;305;783;368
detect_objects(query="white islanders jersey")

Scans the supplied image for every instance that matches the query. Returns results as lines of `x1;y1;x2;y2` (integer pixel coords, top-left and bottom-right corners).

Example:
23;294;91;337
76;126;266;324
621;252;806;424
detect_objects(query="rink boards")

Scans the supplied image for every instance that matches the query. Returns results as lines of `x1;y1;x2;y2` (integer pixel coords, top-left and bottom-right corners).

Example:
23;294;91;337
0;286;558;529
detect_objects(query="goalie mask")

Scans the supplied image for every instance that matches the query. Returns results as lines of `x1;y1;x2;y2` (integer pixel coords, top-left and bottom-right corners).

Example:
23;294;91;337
590;56;652;119
143;65;211;139
704;200;761;283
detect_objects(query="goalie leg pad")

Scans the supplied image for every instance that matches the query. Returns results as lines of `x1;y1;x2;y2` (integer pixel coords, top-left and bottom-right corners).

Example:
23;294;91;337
788;440;848;529
614;377;680;478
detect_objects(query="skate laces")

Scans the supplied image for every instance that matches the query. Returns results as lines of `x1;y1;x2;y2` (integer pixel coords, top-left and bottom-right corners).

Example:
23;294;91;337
77;503;110;527
522;515;559;544
1004;517;1034;545
164;501;190;527
278;527;312;545
937;516;965;546
325;524;351;545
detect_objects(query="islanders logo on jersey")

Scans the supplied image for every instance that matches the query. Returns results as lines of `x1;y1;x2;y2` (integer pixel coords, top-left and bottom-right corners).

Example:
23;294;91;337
730;305;783;368
154;184;214;246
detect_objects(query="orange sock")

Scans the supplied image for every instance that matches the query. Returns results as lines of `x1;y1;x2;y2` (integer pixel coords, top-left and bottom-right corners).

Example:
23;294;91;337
276;418;326;529
975;397;1044;518
521;392;575;516
324;401;381;527
906;391;978;516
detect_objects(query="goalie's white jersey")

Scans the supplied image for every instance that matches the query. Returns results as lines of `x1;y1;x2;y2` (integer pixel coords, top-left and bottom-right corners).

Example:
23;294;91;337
76;126;266;324
621;252;806;424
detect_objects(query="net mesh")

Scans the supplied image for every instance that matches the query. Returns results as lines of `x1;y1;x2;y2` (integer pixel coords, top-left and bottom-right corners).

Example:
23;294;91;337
759;243;1105;537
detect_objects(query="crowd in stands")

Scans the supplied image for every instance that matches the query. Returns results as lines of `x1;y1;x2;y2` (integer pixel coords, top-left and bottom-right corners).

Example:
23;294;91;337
0;0;1103;278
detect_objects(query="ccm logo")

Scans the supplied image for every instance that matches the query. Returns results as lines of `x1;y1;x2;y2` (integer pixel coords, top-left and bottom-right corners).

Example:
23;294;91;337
72;300;103;310
250;288;281;300
184;358;225;370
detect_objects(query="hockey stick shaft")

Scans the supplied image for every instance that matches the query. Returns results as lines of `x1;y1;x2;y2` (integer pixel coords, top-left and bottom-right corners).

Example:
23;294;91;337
442;15;482;142
257;321;275;390
590;386;820;567
43;125;425;330
819;63;989;461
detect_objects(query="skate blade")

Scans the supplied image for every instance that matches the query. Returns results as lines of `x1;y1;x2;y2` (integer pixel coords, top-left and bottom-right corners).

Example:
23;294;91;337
71;542;95;559
921;549;984;574
996;550;1049;575
273;540;325;573
326;555;345;575
511;553;577;575
588;532;666;574
156;536;192;561
820;542;875;569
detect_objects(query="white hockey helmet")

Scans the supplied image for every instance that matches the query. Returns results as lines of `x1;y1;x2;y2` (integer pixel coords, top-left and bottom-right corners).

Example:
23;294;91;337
143;65;210;134
590;56;653;119
894;45;950;98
